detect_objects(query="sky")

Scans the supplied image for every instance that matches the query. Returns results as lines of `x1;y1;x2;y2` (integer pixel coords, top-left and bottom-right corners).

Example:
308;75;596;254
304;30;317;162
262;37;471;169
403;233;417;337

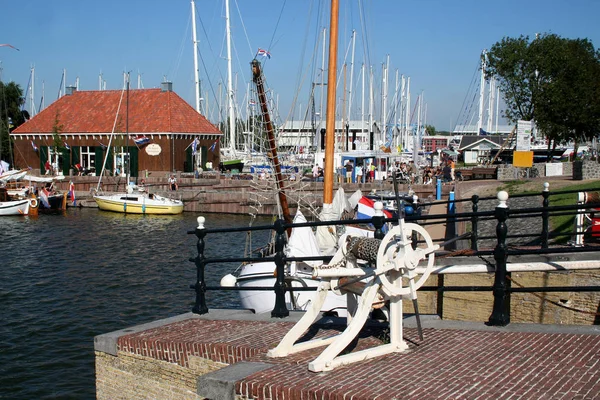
1;0;599;132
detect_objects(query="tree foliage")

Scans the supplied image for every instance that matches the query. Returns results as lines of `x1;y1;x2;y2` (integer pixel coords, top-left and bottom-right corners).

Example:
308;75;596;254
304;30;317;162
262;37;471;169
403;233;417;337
0;81;26;163
425;124;436;136
486;34;600;152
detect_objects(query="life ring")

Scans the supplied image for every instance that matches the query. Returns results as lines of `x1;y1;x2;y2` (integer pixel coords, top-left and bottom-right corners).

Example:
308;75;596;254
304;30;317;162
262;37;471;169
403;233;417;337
29;198;38;208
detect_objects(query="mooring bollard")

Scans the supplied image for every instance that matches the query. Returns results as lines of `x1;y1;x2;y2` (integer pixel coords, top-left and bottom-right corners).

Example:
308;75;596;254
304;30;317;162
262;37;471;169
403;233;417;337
487;191;510;326
470;194;479;251
372;202;386;240
436;178;442;200
541;182;550;248
191;216;208;314
271;218;290;318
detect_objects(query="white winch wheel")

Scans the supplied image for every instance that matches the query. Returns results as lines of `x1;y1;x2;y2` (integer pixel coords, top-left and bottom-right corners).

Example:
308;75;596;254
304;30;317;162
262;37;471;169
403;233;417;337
375;223;437;297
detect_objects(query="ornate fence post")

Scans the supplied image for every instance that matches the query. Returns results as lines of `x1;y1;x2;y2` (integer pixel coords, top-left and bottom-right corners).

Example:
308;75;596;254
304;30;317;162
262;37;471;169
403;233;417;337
372;202;386;240
541;182;550;248
487;191;511;326
471;194;479;251
271;218;290;318
191;217;208;315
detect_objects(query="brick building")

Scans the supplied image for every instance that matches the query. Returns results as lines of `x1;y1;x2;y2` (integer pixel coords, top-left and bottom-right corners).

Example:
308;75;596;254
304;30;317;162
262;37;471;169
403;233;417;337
11;82;221;177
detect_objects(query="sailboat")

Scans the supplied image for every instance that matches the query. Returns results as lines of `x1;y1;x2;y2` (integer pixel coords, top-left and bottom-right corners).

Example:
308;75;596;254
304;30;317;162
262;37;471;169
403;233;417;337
92;75;184;215
220;2;377;317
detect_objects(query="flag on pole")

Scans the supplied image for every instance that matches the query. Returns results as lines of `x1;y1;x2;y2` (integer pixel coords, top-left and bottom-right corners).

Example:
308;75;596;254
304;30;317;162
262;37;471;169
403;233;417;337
191;138;199;155
357;196;392;232
257;48;271;59
209;140;217;152
63;141;70;150
68;181;76;206
31;140;38;152
133;136;150;146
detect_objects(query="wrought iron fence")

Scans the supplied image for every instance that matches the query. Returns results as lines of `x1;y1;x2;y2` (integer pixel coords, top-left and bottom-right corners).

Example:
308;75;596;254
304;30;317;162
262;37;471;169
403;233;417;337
188;184;600;326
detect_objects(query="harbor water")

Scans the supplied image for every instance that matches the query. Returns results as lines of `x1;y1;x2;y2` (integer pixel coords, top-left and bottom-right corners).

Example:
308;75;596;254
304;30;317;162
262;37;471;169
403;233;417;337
1;208;271;399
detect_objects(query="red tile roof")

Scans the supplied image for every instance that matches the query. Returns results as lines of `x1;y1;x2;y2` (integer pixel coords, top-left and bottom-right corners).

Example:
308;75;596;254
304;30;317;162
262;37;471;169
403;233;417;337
13;88;222;135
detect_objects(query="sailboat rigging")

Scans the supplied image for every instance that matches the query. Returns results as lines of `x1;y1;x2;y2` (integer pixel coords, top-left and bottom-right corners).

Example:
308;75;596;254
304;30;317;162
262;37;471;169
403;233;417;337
92;74;184;215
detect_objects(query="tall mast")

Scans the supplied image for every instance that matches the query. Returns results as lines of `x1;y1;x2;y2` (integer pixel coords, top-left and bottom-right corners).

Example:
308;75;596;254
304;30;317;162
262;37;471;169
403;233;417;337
323;0;340;205
369;65;374;150
251;60;291;225
347;30;356;122
191;0;202;114
29;66;36;117
487;77;495;132
361;63;365;143
477;49;487;135
225;0;236;155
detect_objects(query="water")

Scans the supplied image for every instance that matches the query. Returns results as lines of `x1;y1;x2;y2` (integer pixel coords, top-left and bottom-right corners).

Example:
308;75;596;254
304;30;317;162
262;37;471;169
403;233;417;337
0;209;270;399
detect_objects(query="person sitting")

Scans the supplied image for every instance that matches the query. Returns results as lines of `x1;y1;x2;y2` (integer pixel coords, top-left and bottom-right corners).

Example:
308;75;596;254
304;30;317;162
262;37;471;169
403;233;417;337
168;174;178;190
442;163;452;183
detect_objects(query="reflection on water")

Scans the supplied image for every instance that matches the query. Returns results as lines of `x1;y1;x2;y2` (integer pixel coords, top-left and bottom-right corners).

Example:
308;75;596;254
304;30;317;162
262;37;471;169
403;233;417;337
0;208;271;399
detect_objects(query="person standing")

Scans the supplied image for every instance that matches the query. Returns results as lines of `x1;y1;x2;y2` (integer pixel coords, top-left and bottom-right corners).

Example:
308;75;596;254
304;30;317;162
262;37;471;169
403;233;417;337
345;161;353;183
355;163;363;183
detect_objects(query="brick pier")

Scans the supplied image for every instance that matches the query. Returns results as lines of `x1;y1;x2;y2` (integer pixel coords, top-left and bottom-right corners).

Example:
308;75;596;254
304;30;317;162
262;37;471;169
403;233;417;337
95;311;600;399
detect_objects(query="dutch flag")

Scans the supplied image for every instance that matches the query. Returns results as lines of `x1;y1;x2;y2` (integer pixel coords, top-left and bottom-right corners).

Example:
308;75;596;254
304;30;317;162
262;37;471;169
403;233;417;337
134;136;150;146
257;48;271;59
357;197;392;232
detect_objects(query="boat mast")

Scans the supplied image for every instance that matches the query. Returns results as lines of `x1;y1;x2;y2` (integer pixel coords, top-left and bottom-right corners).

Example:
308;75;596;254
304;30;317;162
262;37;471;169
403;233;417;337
477;49;487;136
323;0;340;205
225;0;236;155
191;0;202;114
251;60;291;225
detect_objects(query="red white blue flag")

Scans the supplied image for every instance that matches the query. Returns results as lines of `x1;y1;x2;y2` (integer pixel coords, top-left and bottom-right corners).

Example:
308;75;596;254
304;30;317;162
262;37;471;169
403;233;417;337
357;196;392;220
257;48;271;59
134;136;150;146
31;140;38;152
68;181;76;206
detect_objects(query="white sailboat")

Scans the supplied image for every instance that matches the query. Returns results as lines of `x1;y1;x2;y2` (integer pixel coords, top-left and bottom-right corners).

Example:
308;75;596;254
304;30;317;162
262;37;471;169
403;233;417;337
220;2;374;317
92;75;184;215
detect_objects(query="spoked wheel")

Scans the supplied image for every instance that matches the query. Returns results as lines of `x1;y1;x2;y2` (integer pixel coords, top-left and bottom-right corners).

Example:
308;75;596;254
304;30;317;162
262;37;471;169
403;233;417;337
375;223;438;298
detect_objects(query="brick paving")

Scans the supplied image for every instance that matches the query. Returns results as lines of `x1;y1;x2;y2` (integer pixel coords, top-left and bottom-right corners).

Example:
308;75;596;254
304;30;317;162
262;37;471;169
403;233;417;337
117;317;600;399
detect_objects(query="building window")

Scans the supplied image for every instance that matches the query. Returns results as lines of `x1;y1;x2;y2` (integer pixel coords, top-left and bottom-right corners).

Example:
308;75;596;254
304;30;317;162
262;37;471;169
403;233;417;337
80;146;95;173
113;147;130;177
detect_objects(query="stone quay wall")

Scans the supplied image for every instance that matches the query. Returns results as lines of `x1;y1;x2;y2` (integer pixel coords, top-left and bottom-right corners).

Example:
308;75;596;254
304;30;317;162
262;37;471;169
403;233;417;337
573;160;600;180
497;162;573;180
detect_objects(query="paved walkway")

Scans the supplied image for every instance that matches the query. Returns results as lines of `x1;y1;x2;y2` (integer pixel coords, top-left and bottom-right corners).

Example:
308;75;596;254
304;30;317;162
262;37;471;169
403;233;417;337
99;311;600;399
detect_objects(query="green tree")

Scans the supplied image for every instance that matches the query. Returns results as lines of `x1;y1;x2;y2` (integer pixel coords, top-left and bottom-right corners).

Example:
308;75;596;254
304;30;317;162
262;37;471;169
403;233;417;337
487;34;600;158
51;111;65;152
486;36;537;122
0;81;26;163
425;124;436;136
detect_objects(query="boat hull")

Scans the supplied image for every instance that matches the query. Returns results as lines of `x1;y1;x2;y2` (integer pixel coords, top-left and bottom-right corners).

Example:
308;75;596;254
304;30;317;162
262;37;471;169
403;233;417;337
0;199;30;216
93;194;184;215
236;261;350;317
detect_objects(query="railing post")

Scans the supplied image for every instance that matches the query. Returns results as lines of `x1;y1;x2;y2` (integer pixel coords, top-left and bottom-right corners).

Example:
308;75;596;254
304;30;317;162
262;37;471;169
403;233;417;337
372;201;386;239
487;191;511;326
541;182;550;248
470;194;479;251
191;217;208;314
445;191;457;251
271;218;290;318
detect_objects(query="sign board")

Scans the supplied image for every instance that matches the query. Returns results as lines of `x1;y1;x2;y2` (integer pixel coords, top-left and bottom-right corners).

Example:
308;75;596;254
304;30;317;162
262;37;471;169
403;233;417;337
516;120;532;151
545;163;563;177
513;151;533;167
145;143;162;156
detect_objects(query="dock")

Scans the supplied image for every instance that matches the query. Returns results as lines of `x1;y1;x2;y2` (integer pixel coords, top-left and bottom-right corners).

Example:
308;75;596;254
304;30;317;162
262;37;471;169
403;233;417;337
95;310;600;399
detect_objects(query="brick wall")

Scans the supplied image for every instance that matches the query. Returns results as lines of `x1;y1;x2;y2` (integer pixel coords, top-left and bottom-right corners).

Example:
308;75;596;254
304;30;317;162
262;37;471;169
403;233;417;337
402;270;600;324
95;351;226;400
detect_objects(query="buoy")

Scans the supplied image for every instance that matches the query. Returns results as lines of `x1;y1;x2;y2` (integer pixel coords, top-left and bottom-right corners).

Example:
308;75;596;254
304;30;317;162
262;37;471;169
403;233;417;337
29;198;38;208
220;274;237;287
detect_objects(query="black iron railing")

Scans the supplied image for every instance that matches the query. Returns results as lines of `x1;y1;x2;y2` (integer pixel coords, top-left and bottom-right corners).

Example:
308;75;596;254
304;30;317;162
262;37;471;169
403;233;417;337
188;184;600;325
